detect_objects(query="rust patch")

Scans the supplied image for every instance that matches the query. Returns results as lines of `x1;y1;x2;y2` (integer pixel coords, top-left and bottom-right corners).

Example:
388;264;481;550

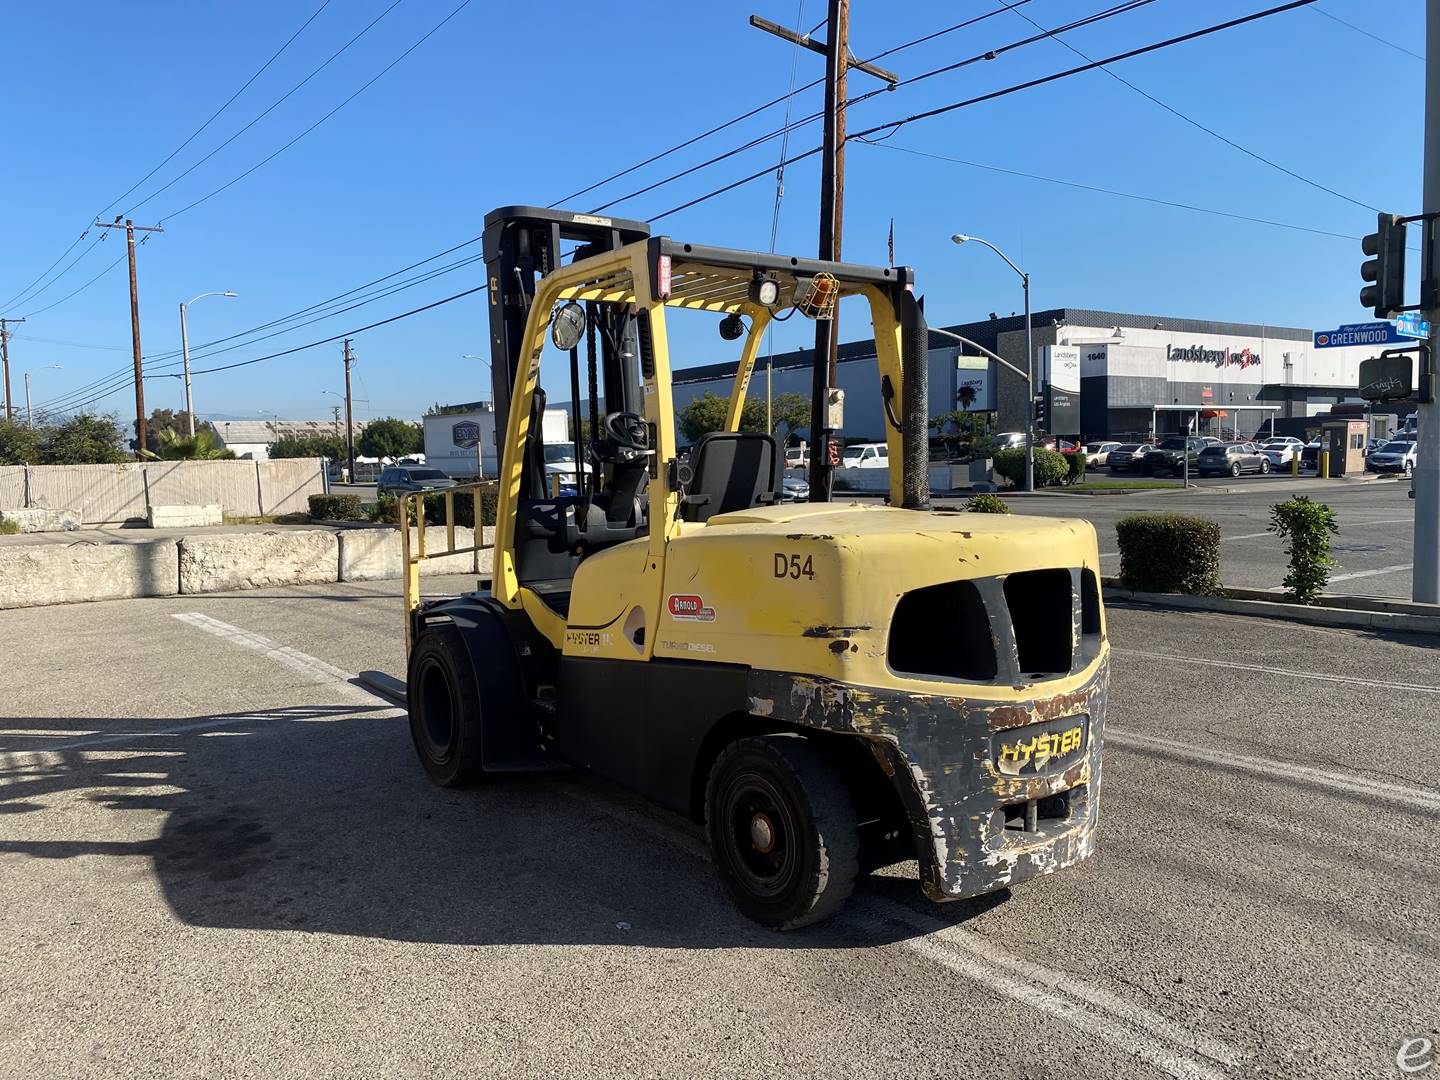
801;624;873;638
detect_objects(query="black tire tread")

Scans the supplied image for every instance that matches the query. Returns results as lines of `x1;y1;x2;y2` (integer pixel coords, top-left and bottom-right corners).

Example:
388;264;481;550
705;734;859;931
407;624;485;787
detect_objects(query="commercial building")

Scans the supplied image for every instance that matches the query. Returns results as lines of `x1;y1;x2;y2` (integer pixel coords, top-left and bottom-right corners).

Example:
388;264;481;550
422;401;569;478
671;308;1383;442
213;418;367;460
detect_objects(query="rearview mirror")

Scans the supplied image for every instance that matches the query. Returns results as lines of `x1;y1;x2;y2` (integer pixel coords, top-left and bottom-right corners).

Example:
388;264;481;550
551;302;586;351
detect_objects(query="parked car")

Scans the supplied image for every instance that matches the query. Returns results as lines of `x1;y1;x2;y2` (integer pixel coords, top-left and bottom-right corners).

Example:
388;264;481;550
1197;442;1270;477
1105;443;1153;472
1144;436;1219;475
1299;441;1323;471
1367;440;1418;476
986;431;1027;452
781;474;810;501
784;446;808;470
539;443;598;496
840;442;889;469
1084;441;1122;467
1258;439;1301;468
377;466;458;497
1038;437;1080;453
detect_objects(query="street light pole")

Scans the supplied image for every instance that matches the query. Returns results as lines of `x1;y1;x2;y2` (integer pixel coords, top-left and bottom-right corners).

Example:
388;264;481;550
24;365;61;428
179;291;237;437
1415;0;1440;603
952;234;1035;491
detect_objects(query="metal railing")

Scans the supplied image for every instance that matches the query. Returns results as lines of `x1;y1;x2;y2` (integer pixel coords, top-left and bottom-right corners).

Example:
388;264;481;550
400;480;497;652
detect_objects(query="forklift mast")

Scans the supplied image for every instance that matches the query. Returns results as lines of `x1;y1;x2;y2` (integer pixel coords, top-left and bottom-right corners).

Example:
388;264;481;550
481;207;650;498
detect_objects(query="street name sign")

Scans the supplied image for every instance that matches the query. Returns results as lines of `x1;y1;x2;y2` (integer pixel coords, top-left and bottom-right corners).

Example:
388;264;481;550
1396;312;1432;339
1314;322;1404;348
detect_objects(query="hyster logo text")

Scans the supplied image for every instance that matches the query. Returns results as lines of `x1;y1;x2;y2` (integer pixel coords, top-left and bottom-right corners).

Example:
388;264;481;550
667;594;716;622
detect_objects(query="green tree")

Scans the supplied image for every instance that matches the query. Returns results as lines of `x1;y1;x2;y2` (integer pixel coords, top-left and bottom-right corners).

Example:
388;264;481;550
768;392;810;442
0;419;41;464
270;434;346;460
144;428;236;460
678;390;808;444
39;414;127;465
357;416;423;458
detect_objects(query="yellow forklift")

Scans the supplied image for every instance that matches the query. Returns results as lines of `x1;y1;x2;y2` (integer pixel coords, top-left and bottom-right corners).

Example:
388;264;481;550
401;207;1107;929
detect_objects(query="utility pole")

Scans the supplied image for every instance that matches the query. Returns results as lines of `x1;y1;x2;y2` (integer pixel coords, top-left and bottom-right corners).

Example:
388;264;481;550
1417;0;1440;603
0;318;24;422
750;5;897;501
343;338;357;482
95;218;164;457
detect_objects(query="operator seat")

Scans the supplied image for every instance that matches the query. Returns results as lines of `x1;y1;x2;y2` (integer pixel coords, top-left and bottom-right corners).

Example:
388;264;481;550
680;431;780;523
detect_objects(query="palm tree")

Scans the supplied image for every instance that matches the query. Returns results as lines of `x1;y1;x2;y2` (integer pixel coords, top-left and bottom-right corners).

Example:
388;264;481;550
143;427;236;461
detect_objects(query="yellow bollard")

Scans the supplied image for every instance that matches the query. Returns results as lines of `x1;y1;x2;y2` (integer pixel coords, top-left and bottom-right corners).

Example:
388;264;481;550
1319;450;1330;479
1291;453;1299;477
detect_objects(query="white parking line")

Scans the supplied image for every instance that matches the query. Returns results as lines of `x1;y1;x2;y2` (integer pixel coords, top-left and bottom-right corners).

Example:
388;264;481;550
554;780;1239;1080
171;612;384;704
1327;563;1411;583
1101;517;1414;558
1107;728;1440;813
854;898;1238;1080
1113;648;1440;695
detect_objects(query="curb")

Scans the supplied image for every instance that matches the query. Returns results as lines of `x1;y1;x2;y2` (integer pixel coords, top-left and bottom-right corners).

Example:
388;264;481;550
1102;580;1440;637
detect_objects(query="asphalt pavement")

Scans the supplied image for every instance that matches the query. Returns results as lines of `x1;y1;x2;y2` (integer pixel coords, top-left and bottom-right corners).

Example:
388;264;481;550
2;573;1437;1078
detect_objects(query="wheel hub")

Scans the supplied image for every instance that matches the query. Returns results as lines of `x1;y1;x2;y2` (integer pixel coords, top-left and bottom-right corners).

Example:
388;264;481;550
750;812;776;853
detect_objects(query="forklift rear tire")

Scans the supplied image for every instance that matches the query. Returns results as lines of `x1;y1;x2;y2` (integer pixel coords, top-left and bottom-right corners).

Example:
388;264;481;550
705;735;859;930
407;624;484;787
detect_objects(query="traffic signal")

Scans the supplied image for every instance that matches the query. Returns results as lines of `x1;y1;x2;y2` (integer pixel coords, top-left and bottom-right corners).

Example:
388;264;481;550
1360;212;1407;318
1033;392;1049;434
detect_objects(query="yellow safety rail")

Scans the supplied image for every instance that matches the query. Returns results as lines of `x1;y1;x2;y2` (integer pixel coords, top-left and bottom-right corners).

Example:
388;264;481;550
400;480;497;653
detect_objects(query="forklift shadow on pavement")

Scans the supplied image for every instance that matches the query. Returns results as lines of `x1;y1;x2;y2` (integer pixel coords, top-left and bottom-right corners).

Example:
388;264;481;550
0;704;1013;949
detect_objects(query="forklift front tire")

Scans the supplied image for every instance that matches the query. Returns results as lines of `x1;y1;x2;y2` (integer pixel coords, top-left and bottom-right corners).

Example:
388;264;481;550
407;624;485;787
705;734;859;931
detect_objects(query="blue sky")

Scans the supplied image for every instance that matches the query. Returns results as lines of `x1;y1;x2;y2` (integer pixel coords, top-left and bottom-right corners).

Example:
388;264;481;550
0;0;1425;423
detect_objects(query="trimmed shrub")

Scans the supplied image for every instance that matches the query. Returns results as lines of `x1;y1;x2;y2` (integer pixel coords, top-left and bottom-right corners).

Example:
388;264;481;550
371;490;499;528
993;447;1069;488
0;519;18;536
964;492;1011;514
1268;496;1338;604
307;494;366;521
1116;513;1221;594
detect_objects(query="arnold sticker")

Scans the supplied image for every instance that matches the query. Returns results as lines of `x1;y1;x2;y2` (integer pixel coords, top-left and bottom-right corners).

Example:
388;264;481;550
667;594;715;622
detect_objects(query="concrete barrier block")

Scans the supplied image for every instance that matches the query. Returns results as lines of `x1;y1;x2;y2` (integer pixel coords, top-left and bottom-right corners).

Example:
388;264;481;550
0;507;82;533
178;529;339;593
338;526;494;582
0;540;178;609
147;504;223;528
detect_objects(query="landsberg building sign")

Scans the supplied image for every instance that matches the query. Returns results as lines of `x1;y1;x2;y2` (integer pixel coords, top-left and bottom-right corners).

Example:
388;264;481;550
1165;344;1261;369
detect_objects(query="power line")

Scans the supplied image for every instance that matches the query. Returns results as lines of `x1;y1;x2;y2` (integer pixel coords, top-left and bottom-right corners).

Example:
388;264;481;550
0;232;92;315
590;0;1161;216
122;0;406;218
186;283;487;376
649;0;1324;221
12;334;127;352
102;0;335;216
866;141;1363;241
2;2;333;316
991;0;1378;212
549;2;1038;207
20;251;129;319
156;0;474;224
33;237;489;412
1309;3;1424;61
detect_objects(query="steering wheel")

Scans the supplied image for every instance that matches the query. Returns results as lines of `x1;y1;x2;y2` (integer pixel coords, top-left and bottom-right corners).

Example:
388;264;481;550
604;411;649;451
